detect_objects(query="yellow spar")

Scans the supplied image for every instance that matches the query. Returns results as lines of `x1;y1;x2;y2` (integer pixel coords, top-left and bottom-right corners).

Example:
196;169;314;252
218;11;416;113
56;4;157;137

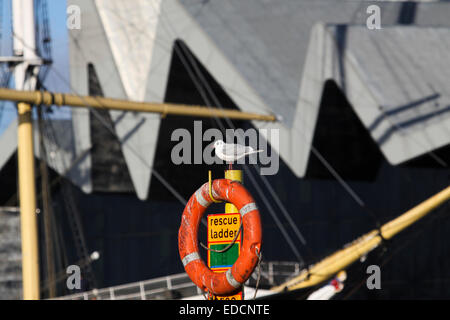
272;185;450;292
0;88;277;122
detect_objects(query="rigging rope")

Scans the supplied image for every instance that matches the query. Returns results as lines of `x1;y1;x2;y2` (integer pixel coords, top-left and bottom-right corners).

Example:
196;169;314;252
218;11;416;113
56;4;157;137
39;102;99;291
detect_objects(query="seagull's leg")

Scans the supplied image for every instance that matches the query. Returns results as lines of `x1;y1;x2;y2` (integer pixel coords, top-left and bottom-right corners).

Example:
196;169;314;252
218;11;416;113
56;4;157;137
228;162;233;170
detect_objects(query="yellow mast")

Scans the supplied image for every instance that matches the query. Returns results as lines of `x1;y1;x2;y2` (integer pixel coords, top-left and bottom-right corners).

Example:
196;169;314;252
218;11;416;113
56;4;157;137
12;0;42;300
17;102;40;300
272;185;450;292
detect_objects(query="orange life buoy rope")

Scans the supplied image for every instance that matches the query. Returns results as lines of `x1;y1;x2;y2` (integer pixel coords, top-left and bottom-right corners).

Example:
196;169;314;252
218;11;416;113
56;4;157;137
178;179;262;296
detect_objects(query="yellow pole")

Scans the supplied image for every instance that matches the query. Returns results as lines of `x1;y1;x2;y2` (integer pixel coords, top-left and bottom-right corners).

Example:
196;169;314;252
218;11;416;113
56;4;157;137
224;169;243;299
224;170;243;213
0;88;277;122
272;185;450;292
17;102;40;300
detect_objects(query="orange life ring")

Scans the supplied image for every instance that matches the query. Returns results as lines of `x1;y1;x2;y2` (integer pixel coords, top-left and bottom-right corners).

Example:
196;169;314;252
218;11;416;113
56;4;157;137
178;178;262;296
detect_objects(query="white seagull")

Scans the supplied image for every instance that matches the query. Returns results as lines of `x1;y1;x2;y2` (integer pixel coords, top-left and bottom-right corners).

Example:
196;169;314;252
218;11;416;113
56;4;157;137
213;140;263;163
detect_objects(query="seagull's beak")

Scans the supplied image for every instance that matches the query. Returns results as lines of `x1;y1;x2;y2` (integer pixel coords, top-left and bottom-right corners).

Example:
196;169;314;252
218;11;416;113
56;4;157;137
207;142;216;150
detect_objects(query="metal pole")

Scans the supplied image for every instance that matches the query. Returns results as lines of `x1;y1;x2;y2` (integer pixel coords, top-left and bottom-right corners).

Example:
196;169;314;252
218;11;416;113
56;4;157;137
17;102;40;300
0;88;277;122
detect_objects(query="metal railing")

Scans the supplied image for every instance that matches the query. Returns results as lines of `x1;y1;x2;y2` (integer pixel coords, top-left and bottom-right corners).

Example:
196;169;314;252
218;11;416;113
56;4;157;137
53;261;302;300
53;273;201;300
252;261;302;287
